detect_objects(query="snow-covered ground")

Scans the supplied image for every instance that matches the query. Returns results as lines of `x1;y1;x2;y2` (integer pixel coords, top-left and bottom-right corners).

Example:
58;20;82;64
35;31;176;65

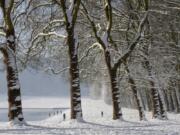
0;98;180;135
0;69;180;135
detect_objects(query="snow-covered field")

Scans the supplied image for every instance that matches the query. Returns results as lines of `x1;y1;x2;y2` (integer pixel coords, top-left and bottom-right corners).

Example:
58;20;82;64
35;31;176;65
0;98;180;135
0;69;180;135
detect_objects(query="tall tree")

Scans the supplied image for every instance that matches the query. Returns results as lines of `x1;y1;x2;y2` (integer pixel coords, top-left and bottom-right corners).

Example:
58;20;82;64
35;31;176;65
124;62;146;120
55;0;83;120
0;0;25;124
82;0;148;120
141;0;168;119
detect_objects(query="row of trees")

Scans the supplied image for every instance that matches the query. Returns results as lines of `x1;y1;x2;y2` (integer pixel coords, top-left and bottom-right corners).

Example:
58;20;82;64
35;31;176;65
0;0;179;125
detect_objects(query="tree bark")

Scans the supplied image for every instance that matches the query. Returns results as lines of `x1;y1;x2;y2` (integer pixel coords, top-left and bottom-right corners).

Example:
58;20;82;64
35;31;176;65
124;63;146;120
142;41;167;119
1;47;24;122
128;76;146;120
105;51;123;120
59;0;83;120
109;68;123;120
143;59;161;118
67;28;83;120
172;89;180;113
175;88;180;113
158;89;168;119
0;0;25;124
170;91;175;112
164;90;170;112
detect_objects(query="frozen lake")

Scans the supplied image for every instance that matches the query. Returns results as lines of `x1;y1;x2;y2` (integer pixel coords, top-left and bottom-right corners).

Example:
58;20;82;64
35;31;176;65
0;108;69;122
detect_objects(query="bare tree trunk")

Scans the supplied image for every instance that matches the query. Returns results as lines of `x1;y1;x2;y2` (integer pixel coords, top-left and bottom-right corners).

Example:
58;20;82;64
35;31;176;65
124;63;146;120
109;69;123;120
59;0;83;120
142;40;167;119
67;28;83;119
0;0;25;124
2;48;24;123
146;91;152;111
164;90;170;112
128;77;146;120
170;92;175;112
167;79;180;113
139;7;167;119
105;51;123;120
144;59;161;118
172;89;180;113
175;88;180;113
158;91;167;119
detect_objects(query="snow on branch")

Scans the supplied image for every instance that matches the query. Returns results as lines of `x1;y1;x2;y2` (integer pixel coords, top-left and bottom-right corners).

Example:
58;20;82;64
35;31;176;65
149;9;168;15
165;0;180;7
43;19;65;32
78;42;103;64
0;31;5;36
113;11;149;70
32;32;66;43
45;67;70;75
81;2;105;49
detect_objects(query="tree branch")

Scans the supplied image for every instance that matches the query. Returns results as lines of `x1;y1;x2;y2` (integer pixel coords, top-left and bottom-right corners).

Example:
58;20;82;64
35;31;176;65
113;11;148;70
81;1;106;50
